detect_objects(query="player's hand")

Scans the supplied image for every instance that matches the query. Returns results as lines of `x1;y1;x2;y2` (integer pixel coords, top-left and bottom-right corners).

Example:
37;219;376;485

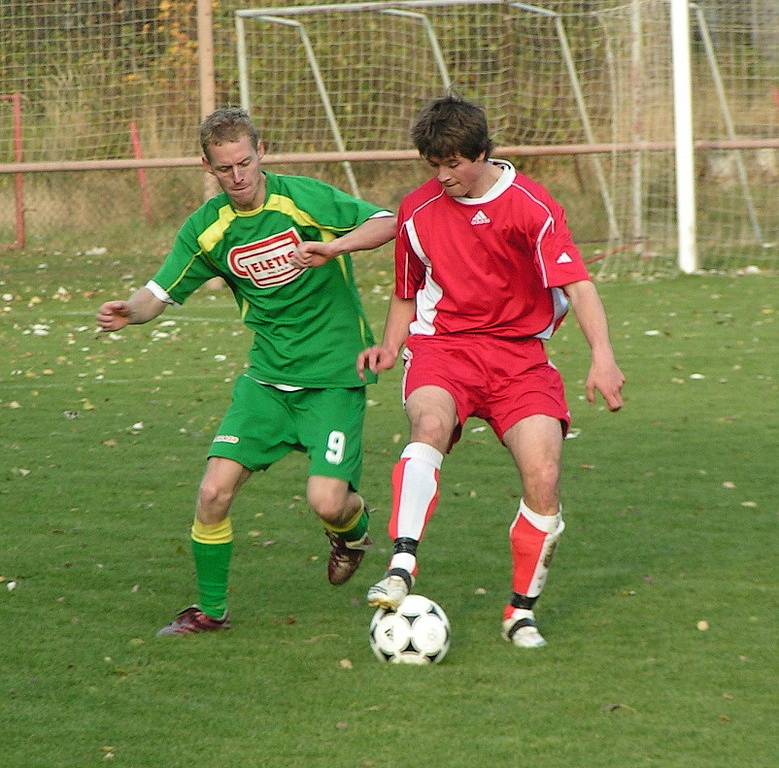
291;241;337;269
357;345;398;381
96;300;132;332
585;359;625;411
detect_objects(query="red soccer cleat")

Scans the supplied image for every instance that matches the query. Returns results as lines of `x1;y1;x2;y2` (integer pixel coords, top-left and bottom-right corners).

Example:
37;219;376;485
156;605;230;637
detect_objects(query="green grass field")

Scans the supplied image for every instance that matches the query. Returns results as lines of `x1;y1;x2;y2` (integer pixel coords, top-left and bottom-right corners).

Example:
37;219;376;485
1;243;776;767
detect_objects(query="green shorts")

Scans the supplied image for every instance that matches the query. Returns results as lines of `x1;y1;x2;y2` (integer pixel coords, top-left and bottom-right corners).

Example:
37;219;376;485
208;374;367;488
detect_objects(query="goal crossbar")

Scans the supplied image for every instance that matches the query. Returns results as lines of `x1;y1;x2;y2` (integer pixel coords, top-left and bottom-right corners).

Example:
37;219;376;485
235;0;504;17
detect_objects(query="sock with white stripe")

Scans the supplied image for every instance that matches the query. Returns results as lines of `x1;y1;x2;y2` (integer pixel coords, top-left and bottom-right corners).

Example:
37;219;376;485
387;442;444;575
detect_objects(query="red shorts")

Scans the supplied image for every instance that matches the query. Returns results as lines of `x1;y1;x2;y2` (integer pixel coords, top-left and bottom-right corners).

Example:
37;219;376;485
402;334;570;446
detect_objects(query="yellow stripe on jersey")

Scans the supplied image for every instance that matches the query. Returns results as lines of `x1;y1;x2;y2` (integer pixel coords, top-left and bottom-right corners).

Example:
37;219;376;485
334;253;349;280
263;193;341;242
166;251;199;294
192;517;234;545
197;205;238;253
330;255;369;346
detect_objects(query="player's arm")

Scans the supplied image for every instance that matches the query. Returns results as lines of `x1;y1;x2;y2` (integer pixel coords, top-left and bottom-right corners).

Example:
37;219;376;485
96;286;167;332
357;294;416;381
563;279;625;411
293;214;396;268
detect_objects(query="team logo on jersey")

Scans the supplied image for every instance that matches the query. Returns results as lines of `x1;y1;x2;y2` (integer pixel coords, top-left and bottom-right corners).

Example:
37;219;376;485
556;251;573;264
213;434;239;444
470;209;491;225
227;228;304;288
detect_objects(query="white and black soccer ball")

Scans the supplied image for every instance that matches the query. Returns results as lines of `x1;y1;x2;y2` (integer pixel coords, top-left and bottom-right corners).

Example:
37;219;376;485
369;594;451;665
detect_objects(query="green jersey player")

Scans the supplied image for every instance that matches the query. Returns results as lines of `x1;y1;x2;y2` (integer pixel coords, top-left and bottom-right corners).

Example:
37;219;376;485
97;106;395;636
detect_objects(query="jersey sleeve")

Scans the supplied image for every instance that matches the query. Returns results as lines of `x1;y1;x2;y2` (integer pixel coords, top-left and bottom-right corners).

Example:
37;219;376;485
513;174;589;288
284;176;392;236
517;184;589;288
537;208;589;288
148;217;221;305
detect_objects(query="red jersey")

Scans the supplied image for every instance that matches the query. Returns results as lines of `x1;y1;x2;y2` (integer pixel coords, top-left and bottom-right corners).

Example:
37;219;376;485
395;160;589;340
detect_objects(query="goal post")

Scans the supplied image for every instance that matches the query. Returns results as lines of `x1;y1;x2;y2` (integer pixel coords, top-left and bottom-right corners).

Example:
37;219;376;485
670;0;697;273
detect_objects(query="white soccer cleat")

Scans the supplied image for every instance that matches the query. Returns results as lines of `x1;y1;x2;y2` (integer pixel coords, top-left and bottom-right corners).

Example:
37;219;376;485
502;608;547;648
366;567;414;610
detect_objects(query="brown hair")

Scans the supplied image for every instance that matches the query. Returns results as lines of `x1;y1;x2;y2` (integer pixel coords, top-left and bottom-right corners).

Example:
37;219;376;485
410;94;493;161
199;106;260;160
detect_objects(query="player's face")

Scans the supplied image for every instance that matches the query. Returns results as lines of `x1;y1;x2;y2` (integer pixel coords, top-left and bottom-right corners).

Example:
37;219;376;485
203;136;265;211
426;153;497;198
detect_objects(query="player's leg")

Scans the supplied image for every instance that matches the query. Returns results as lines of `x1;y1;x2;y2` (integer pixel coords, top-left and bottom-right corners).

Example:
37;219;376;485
157;375;295;636
307;476;372;585
296;387;371;585
193;457;251;614
367;385;457;609
483;344;570;648
157;457;250;636
501;414;565;648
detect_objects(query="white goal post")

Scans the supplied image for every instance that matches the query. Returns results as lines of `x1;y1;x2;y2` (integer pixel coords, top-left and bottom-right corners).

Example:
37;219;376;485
670;0;697;273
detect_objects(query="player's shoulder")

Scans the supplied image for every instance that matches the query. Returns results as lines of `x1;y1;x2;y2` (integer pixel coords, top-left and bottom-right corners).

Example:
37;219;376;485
266;171;372;213
509;171;558;205
197;191;230;214
399;178;445;217
267;170;336;196
184;192;232;232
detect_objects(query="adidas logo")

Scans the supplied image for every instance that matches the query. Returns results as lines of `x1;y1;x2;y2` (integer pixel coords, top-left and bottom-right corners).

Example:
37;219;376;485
470;210;491;225
556;251;573;264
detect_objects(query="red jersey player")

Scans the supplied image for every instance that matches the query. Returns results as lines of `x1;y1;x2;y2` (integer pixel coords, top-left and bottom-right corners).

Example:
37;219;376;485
358;94;625;648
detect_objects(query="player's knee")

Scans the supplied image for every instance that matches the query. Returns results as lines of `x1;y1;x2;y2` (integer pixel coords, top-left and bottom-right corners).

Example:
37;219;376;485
197;478;236;514
522;466;560;514
307;485;349;524
410;412;452;447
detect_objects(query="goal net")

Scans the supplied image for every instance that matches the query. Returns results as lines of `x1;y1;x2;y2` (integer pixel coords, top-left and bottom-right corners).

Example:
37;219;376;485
234;0;778;276
1;1;776;274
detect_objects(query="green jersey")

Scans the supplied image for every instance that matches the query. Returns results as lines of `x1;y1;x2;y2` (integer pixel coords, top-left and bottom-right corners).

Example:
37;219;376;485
149;171;390;388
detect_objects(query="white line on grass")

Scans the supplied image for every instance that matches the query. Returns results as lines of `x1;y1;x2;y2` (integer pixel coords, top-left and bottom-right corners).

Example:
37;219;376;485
26;310;237;323
0;374;234;390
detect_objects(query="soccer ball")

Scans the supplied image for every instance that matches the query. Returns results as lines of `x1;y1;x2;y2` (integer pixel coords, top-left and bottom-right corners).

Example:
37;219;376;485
369;594;450;665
